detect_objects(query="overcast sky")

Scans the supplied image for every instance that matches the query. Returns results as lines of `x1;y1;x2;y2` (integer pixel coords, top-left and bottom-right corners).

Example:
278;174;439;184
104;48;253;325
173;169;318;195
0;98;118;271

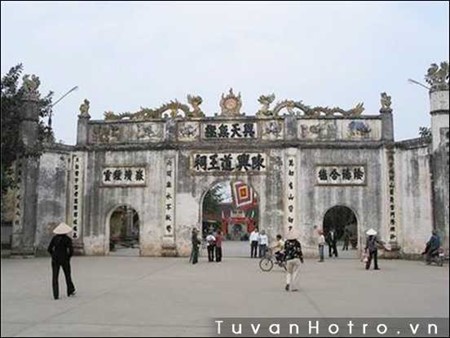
1;1;448;145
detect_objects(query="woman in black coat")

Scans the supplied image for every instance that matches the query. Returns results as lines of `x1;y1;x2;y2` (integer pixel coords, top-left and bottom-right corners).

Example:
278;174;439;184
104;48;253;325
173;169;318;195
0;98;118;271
47;222;76;300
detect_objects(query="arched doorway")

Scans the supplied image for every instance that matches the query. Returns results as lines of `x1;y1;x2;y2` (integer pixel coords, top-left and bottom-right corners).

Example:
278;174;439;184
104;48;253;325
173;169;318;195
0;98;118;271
322;206;358;259
109;205;140;256
201;180;259;257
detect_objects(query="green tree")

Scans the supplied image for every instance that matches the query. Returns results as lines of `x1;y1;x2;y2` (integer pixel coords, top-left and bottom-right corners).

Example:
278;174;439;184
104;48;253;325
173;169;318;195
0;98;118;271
203;183;225;215
1;64;53;195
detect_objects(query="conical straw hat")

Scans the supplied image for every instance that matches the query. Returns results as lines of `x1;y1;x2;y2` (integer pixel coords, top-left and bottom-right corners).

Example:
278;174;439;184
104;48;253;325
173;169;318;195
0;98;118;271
366;228;377;236
53;222;73;235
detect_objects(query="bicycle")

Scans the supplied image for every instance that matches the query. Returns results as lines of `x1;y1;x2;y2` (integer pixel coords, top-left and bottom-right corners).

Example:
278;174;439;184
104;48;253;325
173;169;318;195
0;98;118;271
259;249;287;272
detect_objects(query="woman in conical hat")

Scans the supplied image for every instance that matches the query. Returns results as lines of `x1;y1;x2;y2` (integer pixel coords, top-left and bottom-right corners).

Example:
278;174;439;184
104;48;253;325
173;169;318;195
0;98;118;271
366;228;377;236
53;222;73;235
364;228;383;270
47;222;76;299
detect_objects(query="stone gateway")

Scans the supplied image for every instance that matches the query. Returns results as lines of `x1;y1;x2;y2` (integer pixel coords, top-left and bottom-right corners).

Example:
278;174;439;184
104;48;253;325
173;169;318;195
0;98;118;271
6;64;449;259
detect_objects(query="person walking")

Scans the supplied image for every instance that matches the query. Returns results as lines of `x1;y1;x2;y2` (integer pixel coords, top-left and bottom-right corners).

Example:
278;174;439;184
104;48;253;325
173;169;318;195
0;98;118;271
206;231;216;262
342;226;350;251
190;227;201;264
364;228;383;270
259;230;268;258
215;229;223;262
326;228;338;257
318;229;325;262
284;230;304;292
249;227;259;258
47;222;76;300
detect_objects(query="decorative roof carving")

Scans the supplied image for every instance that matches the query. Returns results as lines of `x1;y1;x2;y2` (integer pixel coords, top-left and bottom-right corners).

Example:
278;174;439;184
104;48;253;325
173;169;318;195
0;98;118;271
256;94;276;117
104;95;205;121
219;88;243;117
379;92;392;113
79;99;91;118
272;100;364;117
102;91;367;121
187;95;204;118
425;61;449;91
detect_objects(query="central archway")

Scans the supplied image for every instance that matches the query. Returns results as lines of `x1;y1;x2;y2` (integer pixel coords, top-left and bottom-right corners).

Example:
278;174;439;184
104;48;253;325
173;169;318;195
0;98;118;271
201;180;259;257
322;205;358;259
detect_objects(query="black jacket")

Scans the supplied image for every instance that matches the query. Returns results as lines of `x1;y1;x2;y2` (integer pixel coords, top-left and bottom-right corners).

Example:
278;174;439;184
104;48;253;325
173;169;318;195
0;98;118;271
47;234;73;263
326;231;337;244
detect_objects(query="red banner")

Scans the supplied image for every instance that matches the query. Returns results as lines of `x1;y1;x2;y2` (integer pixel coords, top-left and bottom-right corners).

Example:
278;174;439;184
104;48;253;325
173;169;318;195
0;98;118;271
231;180;254;210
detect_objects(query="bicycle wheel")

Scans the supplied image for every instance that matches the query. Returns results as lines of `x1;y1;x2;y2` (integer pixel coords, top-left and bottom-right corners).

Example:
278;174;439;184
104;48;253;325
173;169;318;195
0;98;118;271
259;258;274;272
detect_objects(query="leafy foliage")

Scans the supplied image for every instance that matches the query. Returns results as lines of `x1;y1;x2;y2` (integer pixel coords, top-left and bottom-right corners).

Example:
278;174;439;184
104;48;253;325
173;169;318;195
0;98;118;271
1;64;54;195
203;183;226;215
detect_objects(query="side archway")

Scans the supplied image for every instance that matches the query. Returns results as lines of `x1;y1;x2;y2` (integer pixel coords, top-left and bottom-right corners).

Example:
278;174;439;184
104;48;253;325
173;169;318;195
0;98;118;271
107;205;140;256
322;205;359;257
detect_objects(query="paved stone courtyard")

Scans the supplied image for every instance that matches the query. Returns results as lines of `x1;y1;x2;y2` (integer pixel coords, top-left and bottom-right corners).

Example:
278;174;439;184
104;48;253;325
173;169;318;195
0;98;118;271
1;250;448;337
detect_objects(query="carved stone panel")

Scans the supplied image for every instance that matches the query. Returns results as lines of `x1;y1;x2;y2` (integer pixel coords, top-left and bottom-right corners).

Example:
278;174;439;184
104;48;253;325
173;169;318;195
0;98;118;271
177;121;200;142
299;120;338;140
201;122;257;140
261;120;284;140
316;165;366;186
101;166;147;186
298;119;382;141
89;122;164;144
191;152;267;174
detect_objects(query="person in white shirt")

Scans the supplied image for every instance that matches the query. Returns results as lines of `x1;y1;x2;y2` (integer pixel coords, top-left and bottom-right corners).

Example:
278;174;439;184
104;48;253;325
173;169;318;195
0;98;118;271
249;228;259;258
318;229;326;262
259;230;269;258
206;232;216;262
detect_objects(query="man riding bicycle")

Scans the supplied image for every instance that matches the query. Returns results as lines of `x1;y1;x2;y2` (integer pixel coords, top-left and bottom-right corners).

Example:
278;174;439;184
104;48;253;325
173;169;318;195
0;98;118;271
271;234;285;263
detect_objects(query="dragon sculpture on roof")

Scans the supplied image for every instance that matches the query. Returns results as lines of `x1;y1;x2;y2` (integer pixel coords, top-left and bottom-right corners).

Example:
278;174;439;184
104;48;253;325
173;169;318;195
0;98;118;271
104;95;205;121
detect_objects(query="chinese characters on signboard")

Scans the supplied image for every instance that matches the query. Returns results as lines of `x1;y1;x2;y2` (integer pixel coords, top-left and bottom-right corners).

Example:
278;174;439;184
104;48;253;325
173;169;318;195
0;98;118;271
101;167;146;186
192;153;267;173
202;122;257;139
316;165;366;185
13;160;23;230
71;155;83;239
285;156;297;229
165;159;175;236
387;150;396;241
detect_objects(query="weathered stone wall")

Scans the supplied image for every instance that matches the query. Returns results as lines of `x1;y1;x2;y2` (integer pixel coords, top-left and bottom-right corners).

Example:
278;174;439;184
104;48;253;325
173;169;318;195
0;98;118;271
395;139;433;257
297;146;385;255
74;115;388;257
82;149;167;256
34;148;72;255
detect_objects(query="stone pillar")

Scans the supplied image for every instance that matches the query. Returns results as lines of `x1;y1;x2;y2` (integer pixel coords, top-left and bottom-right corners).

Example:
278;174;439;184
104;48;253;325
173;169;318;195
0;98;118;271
429;89;449;152
384;146;400;259
428;74;449;252
11;93;40;256
380;107;394;142
162;156;177;256
77;99;91;146
284;115;298;141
